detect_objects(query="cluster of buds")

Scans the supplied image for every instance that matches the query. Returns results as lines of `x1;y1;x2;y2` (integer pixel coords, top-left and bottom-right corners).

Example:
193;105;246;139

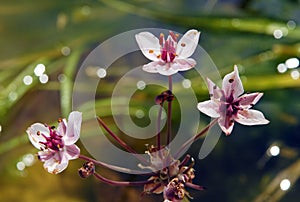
141;146;205;201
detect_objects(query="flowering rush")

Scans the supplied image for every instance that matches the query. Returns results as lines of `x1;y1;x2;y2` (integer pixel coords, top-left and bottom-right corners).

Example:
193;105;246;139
27;111;82;174
197;65;269;135
25;29;271;202
135;29;200;76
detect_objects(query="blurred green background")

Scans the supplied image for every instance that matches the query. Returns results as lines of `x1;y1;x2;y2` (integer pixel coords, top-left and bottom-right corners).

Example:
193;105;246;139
0;0;300;202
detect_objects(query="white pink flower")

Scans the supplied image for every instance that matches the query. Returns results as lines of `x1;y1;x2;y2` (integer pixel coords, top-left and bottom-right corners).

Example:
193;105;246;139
197;65;269;135
135;29;200;76
27;111;82;174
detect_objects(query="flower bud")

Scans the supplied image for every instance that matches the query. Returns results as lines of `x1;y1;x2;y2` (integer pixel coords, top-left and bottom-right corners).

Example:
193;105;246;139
78;161;95;178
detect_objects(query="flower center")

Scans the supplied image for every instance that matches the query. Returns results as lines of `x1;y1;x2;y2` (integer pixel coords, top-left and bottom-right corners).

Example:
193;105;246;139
39;126;64;151
160;32;177;63
220;94;241;117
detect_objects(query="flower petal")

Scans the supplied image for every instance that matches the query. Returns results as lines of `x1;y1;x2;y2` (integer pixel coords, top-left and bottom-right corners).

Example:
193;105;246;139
176;29;200;59
65;144;80;160
235;109;270;126
222;65;244;99
142;61;164;73
135;32;161;61
143;61;178;76
197;100;220;118
57;118;67;136
157;63;178;76
206;78;222;100
218;115;235;136
172;58;196;71
26;123;50;150
38;150;55;162
238;93;263;109
43;152;68;174
64;111;82;145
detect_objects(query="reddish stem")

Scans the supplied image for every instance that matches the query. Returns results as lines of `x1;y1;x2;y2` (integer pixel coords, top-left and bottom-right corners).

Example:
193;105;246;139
174;119;218;159
186;182;206;191
93;171;153;186
167;75;173;145
157;105;163;150
178;154;191;168
79;154;152;174
96;117;149;165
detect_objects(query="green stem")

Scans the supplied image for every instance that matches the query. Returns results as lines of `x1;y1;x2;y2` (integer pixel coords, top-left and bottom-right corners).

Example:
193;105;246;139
60;47;83;117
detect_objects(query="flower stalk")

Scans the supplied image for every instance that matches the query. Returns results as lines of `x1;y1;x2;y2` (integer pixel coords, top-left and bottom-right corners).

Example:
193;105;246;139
167;75;173;145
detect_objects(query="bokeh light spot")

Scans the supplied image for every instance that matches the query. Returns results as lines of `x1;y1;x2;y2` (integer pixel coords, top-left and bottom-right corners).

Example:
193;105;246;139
135;109;145;119
61;46;71;56
182;79;191;88
280;179;291;191
277;63;287;73
39;74;49;84
137;80;146;90
34;64;46;77
285;58;299;69
273;29;283;39
16;162;25;171
290;70;299;80
269;145;280;156
97;68;107;78
23;75;33;85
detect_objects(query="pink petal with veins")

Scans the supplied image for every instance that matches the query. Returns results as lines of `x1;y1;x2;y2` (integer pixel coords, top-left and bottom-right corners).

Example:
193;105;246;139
135;32;161;61
172;58;196;71
206;78;222;99
27;123;50;150
238;93;263;108
43;152;68;174
218;115;235;136
197;100;220;118
222;65;244;99
65;144;80;160
176;29;200;58
64;111;82;145
235;109;269;125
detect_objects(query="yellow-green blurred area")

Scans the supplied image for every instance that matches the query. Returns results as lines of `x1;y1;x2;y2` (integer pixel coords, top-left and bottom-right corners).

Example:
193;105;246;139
0;0;300;201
